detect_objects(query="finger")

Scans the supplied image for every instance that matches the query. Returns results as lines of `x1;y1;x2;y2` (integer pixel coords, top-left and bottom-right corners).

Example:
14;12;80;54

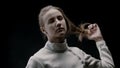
87;24;94;34
88;24;93;29
90;24;97;32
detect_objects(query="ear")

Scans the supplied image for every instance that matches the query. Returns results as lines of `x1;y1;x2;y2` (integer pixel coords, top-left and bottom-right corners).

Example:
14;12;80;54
40;27;47;34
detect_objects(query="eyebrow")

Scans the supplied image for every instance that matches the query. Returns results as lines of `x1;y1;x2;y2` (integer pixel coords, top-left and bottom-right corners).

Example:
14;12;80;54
47;14;63;21
43;10;63;22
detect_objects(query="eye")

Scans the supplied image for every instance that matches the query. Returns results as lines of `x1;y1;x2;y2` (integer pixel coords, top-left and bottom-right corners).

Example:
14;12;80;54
57;15;63;21
48;18;55;24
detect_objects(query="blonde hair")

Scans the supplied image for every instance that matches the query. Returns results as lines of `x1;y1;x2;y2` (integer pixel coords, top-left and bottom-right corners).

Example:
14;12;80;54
38;5;89;40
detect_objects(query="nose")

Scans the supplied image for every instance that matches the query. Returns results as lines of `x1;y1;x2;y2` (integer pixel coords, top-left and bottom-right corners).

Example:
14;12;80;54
56;19;62;27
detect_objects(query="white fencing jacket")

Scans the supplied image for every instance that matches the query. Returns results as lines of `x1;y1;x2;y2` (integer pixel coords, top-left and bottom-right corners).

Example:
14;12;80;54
26;40;114;68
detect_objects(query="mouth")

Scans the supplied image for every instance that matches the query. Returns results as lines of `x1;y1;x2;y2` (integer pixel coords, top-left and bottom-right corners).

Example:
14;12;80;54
56;28;65;33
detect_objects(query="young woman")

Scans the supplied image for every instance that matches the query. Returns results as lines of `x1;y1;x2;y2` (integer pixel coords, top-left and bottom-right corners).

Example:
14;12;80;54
26;5;115;68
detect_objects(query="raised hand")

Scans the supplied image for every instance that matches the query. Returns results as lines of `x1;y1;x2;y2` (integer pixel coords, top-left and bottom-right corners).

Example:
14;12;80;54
79;23;103;42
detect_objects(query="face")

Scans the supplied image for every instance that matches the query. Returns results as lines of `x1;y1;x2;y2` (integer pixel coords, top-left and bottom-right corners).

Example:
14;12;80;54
41;8;67;42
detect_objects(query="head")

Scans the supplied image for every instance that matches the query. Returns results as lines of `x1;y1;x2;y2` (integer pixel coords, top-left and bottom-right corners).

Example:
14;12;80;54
38;5;81;43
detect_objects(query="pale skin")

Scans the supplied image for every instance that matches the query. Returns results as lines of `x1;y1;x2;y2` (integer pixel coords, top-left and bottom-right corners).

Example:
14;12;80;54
40;8;103;43
40;9;67;43
80;23;103;42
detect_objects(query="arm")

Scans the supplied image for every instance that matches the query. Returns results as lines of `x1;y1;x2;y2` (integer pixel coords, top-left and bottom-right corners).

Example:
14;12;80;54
96;40;114;68
82;40;114;68
80;23;115;68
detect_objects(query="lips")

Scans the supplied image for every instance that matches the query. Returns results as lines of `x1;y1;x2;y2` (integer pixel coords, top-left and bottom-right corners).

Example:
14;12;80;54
56;28;65;32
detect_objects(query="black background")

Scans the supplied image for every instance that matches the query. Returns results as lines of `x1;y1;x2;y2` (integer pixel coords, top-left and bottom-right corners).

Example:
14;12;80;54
5;0;120;68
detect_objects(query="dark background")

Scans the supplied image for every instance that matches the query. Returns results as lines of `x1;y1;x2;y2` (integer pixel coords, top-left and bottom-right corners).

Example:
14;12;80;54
5;0;120;68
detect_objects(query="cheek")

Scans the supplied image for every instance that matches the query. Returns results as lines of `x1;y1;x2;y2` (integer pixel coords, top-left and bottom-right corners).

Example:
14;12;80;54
63;21;67;30
45;25;55;33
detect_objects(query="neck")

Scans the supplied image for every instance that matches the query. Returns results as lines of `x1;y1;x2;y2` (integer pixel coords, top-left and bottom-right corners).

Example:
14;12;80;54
45;39;68;53
49;37;65;43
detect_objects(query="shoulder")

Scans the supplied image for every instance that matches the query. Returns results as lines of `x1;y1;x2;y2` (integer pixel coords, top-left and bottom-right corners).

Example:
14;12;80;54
26;47;51;68
33;47;51;59
68;47;88;60
26;55;44;68
69;47;83;52
69;47;85;55
27;48;46;61
27;47;50;63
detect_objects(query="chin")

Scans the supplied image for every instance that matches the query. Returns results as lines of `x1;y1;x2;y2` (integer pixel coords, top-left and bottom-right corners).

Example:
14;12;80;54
56;31;67;37
56;33;66;37
59;32;66;35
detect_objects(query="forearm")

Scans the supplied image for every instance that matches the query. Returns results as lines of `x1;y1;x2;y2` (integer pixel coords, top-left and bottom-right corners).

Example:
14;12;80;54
96;40;115;68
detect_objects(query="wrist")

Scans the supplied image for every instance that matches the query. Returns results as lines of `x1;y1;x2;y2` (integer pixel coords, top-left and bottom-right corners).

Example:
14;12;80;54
94;36;104;42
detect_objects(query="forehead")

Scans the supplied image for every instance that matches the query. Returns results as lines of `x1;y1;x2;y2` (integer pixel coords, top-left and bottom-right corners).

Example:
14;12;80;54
43;9;63;21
